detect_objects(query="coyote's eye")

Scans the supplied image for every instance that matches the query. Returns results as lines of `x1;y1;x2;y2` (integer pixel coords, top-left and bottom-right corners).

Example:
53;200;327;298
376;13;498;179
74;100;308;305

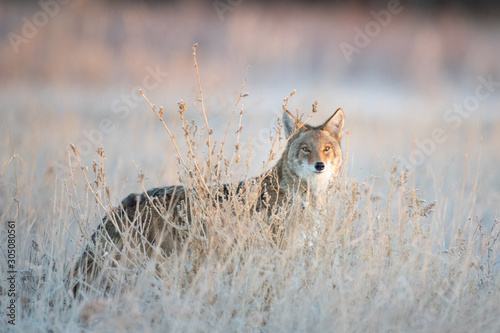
301;146;309;153
324;146;331;152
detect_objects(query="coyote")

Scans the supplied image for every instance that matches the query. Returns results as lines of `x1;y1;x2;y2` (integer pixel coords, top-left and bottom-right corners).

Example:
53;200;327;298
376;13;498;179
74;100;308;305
69;108;344;293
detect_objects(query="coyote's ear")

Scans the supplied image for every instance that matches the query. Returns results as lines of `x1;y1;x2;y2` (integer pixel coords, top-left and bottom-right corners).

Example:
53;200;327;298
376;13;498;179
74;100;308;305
322;108;344;141
282;111;295;139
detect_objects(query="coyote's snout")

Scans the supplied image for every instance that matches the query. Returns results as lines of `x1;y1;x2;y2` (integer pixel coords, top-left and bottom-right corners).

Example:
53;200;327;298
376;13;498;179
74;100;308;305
69;108;345;294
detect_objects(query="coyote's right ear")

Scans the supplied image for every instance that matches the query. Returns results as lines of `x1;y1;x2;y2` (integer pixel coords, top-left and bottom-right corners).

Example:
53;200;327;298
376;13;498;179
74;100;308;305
282;111;295;139
322;108;344;141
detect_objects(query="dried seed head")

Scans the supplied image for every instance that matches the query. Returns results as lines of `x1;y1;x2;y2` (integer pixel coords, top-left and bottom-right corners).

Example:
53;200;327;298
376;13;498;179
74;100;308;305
390;161;399;175
312;100;319;113
178;100;186;113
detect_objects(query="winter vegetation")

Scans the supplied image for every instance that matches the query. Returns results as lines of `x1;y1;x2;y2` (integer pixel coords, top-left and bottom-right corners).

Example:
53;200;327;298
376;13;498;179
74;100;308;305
1;1;499;331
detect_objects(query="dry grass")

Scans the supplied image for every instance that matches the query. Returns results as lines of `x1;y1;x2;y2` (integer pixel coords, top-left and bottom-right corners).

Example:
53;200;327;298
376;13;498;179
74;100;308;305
1;3;500;330
1;56;499;332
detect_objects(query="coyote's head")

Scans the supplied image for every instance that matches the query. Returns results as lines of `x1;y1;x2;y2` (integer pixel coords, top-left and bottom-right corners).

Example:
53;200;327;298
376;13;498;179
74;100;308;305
282;108;345;194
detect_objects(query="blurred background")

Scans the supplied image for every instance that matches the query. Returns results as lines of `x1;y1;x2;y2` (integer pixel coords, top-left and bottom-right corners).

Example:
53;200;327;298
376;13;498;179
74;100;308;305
1;0;499;226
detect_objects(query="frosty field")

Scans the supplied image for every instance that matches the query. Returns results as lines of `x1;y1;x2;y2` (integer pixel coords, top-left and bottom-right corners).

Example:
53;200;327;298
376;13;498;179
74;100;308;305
1;1;500;332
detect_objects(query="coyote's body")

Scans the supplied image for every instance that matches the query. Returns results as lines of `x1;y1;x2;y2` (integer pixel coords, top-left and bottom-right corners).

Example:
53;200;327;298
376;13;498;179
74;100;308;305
70;109;345;293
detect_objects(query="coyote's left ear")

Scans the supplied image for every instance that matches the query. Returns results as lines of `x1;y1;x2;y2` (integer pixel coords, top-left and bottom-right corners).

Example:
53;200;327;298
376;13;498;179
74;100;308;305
322;108;344;141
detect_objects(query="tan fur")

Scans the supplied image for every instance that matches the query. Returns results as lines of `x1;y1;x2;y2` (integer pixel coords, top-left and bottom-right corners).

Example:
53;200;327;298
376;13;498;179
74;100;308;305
69;108;345;294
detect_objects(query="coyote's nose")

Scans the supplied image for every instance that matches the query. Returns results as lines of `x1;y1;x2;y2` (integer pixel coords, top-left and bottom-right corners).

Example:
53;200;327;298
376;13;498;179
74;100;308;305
314;162;325;172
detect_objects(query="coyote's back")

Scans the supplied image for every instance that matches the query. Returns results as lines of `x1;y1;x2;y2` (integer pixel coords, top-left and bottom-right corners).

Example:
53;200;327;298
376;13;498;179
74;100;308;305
69;108;345;294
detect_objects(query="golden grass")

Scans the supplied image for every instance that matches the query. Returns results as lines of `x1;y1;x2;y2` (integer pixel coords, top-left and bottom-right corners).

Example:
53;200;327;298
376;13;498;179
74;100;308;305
1;50;500;333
